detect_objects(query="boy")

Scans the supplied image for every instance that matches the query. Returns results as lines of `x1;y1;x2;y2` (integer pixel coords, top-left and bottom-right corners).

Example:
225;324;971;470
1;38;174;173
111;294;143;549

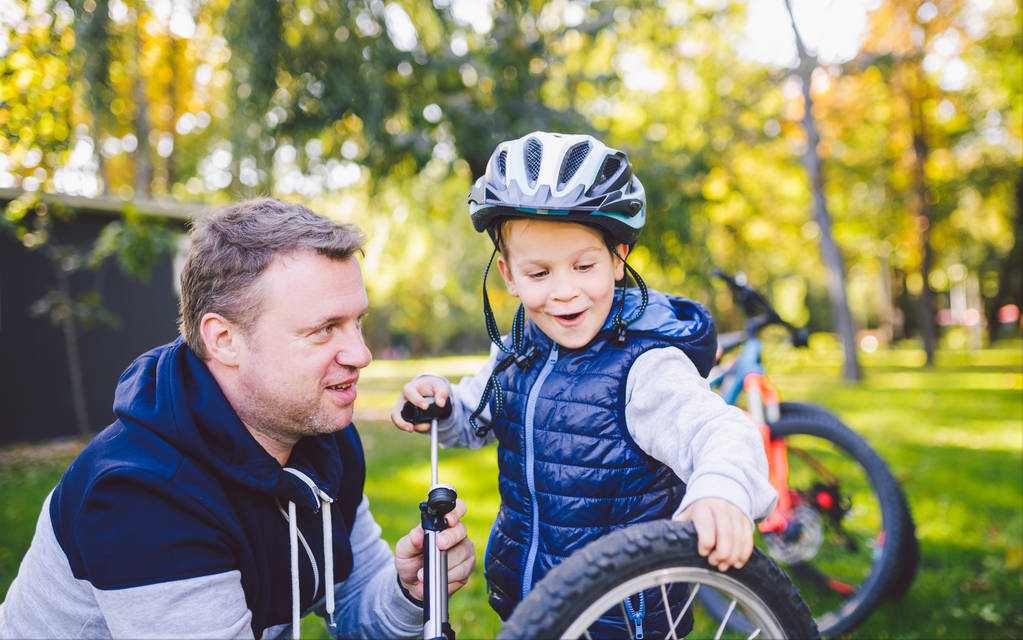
392;132;776;635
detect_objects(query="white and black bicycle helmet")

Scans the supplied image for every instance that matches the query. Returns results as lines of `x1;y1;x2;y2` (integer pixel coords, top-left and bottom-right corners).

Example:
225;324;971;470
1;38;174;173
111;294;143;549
468;131;646;245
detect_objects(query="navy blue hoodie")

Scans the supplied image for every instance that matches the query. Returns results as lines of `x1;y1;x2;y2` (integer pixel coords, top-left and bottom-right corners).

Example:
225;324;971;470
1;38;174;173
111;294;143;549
0;338;422;639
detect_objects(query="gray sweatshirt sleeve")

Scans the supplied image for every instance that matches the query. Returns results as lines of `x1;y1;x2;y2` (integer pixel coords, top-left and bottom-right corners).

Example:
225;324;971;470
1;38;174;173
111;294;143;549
625;347;778;524
327;495;422;639
0;492;255;640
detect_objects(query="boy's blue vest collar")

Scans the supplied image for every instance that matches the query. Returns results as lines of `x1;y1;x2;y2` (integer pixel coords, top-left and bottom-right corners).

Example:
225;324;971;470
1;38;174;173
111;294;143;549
520;287;717;375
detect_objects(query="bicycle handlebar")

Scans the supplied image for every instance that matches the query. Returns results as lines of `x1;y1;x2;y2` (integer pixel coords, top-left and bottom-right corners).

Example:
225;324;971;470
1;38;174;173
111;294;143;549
401;399;453;424
712;269;809;348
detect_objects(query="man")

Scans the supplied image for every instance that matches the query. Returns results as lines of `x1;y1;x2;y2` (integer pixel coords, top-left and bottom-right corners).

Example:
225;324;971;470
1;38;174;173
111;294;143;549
0;198;475;639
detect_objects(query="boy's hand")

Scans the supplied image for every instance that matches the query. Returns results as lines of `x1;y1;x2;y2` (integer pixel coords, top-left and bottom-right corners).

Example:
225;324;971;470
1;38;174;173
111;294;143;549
394;498;476;600
676;498;753;572
391;375;450;433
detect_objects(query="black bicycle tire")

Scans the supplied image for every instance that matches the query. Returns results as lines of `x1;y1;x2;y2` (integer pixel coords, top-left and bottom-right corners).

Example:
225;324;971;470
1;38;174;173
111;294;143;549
497;519;819;640
884;498;920;600
777;402;919;600
765;403;911;636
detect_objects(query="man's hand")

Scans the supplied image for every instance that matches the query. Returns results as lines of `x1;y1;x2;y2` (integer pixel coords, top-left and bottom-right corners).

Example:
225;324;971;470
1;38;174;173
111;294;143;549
394;498;475;601
676;498;753;572
391;375;450;433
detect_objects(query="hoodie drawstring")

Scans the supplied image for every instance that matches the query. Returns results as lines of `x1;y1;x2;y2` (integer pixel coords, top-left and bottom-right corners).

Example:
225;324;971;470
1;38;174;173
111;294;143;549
281;468;336;639
287;500;301;636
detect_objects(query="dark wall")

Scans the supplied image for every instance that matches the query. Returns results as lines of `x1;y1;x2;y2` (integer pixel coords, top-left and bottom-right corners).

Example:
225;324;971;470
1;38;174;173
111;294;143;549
0;214;184;445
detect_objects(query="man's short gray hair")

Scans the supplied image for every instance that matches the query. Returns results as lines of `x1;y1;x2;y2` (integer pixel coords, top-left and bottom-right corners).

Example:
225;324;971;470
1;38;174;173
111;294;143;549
178;197;366;359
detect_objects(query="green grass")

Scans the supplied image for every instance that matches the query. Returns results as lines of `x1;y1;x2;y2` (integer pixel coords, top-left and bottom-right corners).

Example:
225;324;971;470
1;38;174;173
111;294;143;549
1;341;1020;639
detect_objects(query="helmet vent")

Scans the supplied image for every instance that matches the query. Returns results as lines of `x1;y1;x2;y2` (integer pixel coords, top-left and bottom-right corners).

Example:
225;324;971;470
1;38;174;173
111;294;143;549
597;157;621;185
525;137;543;182
558;142;590;187
497;150;507;177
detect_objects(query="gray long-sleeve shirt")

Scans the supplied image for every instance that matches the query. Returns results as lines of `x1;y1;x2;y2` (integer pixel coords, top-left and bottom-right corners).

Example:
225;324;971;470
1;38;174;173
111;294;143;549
427;344;777;524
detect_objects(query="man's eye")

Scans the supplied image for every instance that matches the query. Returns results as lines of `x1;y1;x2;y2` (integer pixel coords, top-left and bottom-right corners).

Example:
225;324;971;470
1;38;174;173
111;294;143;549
316;325;335;336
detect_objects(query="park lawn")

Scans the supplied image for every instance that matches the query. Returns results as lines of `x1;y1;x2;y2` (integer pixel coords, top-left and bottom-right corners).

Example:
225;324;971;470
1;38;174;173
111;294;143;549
1;341;1020;639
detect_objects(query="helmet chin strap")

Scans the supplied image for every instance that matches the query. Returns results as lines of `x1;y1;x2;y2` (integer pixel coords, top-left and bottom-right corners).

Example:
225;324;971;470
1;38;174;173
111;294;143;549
610;246;649;344
470;246;538;436
481;246;527;355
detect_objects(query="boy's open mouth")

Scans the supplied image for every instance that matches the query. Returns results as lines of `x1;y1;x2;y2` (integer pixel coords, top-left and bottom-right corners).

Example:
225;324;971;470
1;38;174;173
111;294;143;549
556;311;584;321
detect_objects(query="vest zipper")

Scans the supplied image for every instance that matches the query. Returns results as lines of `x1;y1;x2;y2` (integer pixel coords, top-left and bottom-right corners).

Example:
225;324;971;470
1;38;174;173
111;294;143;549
521;343;558;600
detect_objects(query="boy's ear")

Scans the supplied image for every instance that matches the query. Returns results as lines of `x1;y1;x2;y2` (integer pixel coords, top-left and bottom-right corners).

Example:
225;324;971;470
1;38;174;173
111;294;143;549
613;243;629;281
496;254;519;298
200;312;242;367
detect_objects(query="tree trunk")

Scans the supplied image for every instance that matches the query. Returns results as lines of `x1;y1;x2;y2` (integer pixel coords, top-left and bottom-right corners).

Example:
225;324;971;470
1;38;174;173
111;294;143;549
878;249;896;343
784;0;862;381
91;110;108;196
165;34;179;188
133;23;152;197
74;0;112;196
985;174;1023;342
908;70;938;365
52;258;92;437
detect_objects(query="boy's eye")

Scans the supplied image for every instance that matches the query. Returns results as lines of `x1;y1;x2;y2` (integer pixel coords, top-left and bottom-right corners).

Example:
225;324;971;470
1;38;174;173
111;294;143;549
577;263;595;272
528;269;548;279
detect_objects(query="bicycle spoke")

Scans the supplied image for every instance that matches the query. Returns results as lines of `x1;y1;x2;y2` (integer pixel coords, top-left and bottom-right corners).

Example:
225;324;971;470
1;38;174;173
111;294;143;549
660;583;677;640
619;601;635;640
673;582;701;637
791;561;856;595
659;581;694;640
746;628;763;640
714;598;738;639
788;446;839;484
832;521;861;553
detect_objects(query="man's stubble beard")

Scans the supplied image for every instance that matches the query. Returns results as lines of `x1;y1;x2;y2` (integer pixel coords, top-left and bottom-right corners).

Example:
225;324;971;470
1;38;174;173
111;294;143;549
239;377;344;445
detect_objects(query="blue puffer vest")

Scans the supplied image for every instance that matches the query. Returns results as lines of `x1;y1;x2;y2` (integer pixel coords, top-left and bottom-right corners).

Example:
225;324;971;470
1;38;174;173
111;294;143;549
484;288;717;629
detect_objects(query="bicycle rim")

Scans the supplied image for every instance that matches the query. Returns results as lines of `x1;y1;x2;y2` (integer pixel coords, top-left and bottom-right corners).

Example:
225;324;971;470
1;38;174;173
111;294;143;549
561;567;787;639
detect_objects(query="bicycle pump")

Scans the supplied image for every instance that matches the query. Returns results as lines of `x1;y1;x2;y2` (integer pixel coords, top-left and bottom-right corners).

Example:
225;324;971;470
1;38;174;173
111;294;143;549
400;399;457;640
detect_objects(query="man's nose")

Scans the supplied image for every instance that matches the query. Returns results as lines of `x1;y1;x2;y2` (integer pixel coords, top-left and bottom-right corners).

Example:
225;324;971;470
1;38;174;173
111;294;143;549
336;331;373;369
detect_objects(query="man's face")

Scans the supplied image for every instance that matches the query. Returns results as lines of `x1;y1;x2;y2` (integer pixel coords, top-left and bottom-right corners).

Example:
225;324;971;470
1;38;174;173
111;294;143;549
231;250;372;445
497;218;626;349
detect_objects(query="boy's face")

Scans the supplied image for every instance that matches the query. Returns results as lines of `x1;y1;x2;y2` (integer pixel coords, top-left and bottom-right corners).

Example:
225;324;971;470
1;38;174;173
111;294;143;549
497;218;626;349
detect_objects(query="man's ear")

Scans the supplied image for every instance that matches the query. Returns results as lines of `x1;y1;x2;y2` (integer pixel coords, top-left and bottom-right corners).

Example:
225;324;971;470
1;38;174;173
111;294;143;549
496;254;519;298
200;312;241;367
613;243;629;281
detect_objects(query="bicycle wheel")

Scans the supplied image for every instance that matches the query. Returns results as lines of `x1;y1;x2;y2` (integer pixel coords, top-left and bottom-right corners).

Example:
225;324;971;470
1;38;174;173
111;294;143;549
775;401;919;602
755;403;912;636
497;519;819;640
776;403;919;599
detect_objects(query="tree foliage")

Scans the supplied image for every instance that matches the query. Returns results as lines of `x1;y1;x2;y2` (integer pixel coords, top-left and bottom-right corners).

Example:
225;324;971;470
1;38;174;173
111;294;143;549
1;0;1019;356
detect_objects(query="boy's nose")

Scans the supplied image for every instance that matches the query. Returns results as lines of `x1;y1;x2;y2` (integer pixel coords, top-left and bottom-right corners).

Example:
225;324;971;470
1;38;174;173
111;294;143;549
550;273;578;301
